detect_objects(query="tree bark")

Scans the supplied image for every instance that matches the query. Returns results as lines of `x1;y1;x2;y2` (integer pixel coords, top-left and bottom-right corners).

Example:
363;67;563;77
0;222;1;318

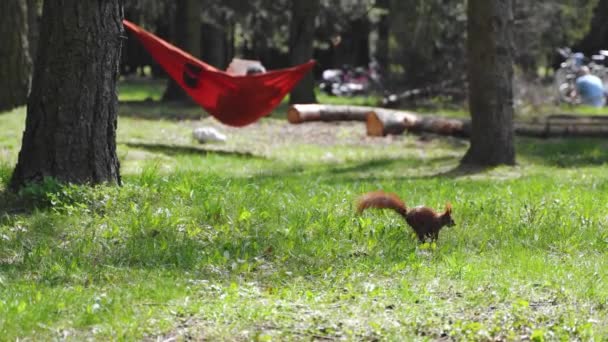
0;0;32;112
162;0;202;102
289;0;319;104
462;0;516;166
10;0;123;190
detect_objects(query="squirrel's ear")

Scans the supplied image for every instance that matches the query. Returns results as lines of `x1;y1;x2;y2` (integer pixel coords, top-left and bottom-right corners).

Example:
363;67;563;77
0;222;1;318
445;202;452;214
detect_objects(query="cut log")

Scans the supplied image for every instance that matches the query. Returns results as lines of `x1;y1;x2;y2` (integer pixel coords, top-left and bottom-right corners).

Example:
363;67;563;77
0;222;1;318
288;104;470;137
287;104;375;123
366;110;470;137
365;109;419;136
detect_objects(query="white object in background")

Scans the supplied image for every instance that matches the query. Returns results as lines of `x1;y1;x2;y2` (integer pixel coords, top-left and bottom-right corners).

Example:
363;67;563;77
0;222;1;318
193;127;227;143
226;58;266;76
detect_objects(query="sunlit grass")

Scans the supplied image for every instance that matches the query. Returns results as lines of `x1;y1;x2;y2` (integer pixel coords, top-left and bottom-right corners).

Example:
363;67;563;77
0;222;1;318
118;77;165;101
2;87;608;340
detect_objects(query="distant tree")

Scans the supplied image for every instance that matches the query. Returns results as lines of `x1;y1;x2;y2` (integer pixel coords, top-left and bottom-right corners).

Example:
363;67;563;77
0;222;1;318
162;0;202;102
201;8;230;70
289;0;320;104
574;0;608;55
514;0;598;76
461;0;516;166
373;0;390;73
389;0;467;88
124;0;173;28
11;0;123;190
0;0;32;112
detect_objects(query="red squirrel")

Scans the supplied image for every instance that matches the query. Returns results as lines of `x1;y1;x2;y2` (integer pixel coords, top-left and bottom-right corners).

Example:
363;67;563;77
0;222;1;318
356;191;455;242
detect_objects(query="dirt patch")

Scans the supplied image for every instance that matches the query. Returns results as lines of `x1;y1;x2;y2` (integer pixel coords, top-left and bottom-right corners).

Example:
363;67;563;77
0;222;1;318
190;118;405;148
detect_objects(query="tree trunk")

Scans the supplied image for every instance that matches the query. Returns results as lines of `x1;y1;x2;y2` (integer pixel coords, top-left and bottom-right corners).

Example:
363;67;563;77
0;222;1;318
201;18;229;70
10;0;123;190
27;0;42;63
575;0;608;55
289;0;319;104
162;0;202;102
351;17;371;67
0;0;32;112
461;0;516;166
374;0;390;74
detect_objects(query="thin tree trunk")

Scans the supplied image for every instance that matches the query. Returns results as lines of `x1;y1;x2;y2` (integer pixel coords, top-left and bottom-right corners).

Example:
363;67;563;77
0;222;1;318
461;0;516;166
0;0;32;112
10;0;123;190
351;17;371;67
289;0;319;104
374;0;390;73
201;17;228;69
163;0;202;102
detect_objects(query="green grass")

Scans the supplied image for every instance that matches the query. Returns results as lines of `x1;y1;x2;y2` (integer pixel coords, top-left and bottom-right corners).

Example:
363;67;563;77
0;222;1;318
118;78;165;102
2;85;608;340
559;105;608;116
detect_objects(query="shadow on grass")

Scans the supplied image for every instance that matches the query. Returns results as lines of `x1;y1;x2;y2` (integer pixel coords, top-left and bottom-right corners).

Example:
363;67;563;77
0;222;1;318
517;137;608;167
237;155;481;186
326;155;472;178
430;163;490;178
0;190;23;216
118;100;291;122
124;142;266;159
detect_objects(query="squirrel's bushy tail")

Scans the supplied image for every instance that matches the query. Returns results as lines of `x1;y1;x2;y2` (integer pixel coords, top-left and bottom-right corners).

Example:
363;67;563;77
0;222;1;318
356;191;408;216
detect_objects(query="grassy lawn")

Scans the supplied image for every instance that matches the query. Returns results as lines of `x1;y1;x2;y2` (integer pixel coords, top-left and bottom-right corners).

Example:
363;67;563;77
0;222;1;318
1;83;608;340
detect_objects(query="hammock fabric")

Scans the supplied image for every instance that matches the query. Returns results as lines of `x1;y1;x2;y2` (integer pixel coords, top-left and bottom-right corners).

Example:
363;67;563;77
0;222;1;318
123;20;315;126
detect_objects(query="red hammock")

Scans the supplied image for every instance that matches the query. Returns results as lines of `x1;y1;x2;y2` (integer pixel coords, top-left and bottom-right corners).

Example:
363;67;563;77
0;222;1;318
123;20;315;127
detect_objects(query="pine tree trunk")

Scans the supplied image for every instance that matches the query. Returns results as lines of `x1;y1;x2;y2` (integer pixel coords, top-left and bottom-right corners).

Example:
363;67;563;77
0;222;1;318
0;0;32;112
289;0;319;104
10;0;123;190
162;0;202;102
461;0;516;166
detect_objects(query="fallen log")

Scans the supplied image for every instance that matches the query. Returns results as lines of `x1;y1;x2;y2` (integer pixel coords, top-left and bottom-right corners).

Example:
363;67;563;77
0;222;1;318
366;110;470;137
288;104;608;138
288;104;456;136
368;111;608;138
365;109;419;136
287;104;374;124
515;119;608;138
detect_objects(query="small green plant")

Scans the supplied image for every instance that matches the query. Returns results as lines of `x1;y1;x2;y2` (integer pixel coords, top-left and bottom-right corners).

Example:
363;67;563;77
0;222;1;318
17;177;93;213
18;177;64;206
